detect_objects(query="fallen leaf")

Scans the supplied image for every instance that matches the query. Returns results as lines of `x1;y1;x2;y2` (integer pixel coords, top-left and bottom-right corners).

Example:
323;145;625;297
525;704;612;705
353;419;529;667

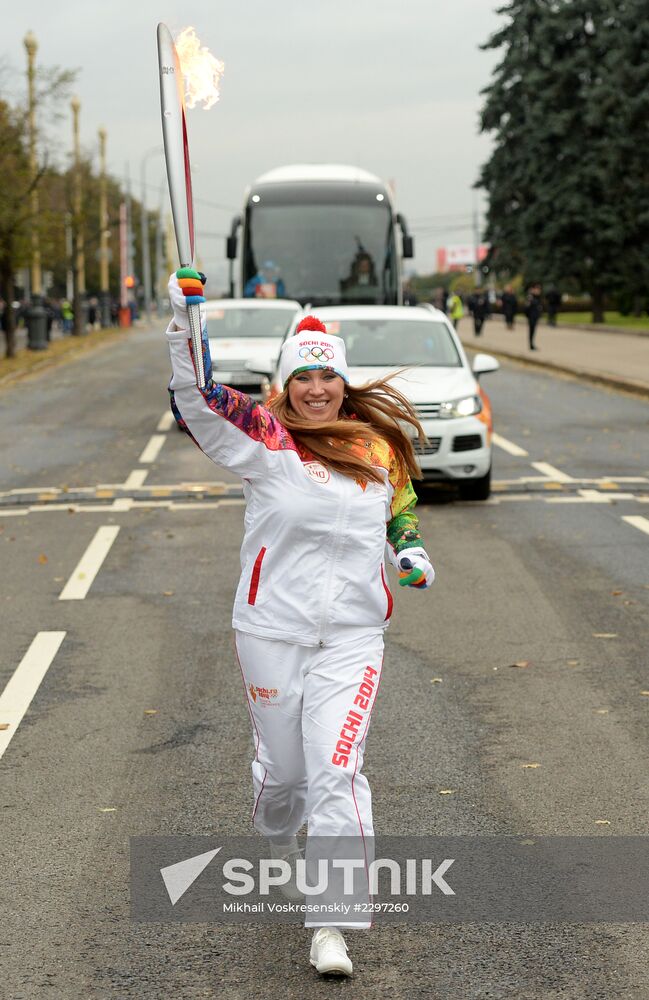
438;789;456;795
595;819;611;826
163;590;174;597
38;554;48;564
509;660;531;669
521;762;541;769
143;709;158;715
611;590;623;596
430;677;443;684
0;723;9;731
592;633;617;638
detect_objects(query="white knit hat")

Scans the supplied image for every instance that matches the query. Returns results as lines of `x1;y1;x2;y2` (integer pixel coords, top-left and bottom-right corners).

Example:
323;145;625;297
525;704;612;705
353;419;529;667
279;316;350;388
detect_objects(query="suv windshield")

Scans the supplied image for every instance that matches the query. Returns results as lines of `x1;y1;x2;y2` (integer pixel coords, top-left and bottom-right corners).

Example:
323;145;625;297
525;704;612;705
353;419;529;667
325;319;462;367
207;308;296;338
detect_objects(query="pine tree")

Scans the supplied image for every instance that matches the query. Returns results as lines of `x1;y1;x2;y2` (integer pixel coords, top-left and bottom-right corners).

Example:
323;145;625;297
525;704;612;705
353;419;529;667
477;0;649;321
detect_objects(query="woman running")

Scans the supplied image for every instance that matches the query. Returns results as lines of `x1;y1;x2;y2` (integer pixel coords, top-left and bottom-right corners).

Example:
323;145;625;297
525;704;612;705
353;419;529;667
166;269;434;977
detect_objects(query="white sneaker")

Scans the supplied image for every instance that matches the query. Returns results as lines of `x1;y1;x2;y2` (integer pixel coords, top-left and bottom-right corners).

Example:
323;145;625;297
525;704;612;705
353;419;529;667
268;839;304;903
310;927;353;977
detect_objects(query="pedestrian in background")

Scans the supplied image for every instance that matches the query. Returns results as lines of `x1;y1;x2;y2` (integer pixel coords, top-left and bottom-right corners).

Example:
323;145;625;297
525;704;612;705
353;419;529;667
524;283;543;350
447;291;464;329
500;285;517;329
61;299;74;334
546;287;561;327
467;287;490;337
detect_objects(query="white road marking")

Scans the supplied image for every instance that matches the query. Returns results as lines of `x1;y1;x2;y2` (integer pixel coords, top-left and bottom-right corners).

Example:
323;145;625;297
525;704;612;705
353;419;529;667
157;410;175;432
622;515;649;537
59;525;121;600
492;433;529;457
578;490;635;502
531;462;574;483
123;469;148;489
0;632;66;761
138;435;166;464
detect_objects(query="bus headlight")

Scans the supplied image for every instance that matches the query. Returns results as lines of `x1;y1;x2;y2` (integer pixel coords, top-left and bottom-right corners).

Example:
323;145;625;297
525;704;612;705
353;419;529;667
438;395;482;419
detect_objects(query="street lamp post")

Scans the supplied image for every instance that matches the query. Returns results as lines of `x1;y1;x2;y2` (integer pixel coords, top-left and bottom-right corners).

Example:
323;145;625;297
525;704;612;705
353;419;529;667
98;128;112;327
71;96;87;335
140;146;161;323
23;31;48;351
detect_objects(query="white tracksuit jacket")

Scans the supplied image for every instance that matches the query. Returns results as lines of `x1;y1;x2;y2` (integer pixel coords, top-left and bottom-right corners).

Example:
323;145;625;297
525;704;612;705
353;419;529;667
167;323;423;646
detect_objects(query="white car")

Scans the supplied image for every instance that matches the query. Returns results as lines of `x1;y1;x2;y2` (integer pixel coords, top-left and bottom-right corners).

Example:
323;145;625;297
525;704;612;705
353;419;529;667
205;298;301;399
263;305;499;500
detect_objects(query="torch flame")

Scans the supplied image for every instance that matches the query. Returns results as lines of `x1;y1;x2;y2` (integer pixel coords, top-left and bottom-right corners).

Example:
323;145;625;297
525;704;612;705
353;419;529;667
175;26;224;110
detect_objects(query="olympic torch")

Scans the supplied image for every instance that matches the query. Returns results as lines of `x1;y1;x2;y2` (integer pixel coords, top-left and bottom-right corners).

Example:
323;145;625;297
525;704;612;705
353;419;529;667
156;23;224;389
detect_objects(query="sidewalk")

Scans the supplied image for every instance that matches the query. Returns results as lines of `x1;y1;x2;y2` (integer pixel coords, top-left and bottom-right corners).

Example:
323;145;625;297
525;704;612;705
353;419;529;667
458;318;649;397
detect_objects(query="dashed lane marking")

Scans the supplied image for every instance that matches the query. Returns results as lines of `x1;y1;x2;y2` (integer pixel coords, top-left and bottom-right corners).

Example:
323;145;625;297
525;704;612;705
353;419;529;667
0;632;66;762
530;462;574;483
138;435;166;464
157;410;175;432
492;433;529;457
59;525;121;600
621;515;649;538
123;469;149;489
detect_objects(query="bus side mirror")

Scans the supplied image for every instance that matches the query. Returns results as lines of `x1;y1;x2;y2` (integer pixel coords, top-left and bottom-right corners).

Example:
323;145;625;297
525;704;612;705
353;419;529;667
402;235;414;259
226;235;238;260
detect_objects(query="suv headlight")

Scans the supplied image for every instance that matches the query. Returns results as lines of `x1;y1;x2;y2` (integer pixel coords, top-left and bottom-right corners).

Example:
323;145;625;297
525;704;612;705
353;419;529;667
438;395;482;419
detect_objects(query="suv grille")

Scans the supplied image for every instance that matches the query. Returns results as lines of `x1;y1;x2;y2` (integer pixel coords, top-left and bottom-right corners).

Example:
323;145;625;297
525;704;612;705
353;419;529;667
414;402;442;419
452;434;482;452
414;436;442;456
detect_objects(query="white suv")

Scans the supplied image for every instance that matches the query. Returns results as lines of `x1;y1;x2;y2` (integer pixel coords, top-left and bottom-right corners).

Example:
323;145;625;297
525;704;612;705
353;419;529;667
263;304;499;500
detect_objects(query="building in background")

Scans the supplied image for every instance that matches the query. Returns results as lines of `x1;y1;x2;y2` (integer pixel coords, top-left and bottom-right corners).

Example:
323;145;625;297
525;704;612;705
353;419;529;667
436;245;489;273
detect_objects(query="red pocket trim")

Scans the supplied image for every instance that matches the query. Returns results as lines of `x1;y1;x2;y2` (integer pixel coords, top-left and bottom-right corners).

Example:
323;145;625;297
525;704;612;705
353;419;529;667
381;564;393;620
247;547;267;605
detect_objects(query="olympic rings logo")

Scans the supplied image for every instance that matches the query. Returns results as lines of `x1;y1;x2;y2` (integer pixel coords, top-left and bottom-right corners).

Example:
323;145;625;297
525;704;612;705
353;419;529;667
298;346;334;362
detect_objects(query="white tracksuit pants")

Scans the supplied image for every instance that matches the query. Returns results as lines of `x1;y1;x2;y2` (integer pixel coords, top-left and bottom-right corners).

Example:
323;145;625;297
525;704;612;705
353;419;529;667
234;627;385;928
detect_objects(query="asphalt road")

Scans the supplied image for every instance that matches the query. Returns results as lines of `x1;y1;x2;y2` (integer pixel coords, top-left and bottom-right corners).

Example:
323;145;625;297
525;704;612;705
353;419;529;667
1;326;648;999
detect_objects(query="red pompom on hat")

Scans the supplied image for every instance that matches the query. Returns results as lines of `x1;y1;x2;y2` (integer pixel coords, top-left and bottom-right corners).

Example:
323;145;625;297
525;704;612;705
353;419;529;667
296;315;327;334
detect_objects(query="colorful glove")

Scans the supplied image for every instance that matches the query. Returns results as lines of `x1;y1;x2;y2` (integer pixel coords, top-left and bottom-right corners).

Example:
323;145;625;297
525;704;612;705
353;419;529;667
397;547;435;588
168;269;206;331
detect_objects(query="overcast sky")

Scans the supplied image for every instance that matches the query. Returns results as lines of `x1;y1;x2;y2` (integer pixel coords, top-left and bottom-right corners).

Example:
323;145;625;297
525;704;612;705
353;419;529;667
5;0;503;286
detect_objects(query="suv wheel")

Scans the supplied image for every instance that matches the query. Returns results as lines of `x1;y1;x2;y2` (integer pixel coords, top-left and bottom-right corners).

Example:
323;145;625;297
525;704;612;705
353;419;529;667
458;466;491;502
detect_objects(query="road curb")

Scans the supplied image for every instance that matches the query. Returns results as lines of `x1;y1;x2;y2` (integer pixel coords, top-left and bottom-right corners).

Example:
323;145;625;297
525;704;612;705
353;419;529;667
460;340;649;401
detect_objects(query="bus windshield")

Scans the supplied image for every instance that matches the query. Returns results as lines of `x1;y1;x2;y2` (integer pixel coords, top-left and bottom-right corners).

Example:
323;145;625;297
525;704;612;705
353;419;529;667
243;201;397;306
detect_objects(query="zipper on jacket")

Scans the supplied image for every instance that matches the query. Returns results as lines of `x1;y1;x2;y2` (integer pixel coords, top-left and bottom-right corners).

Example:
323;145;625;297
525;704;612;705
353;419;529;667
316;491;350;647
247;547;267;605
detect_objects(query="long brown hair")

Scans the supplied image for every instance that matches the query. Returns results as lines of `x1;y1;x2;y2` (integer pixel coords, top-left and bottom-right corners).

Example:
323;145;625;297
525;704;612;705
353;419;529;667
267;372;427;485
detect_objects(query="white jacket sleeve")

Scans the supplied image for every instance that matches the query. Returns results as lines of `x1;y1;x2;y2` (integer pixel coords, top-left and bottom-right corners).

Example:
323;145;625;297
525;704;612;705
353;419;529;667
167;321;298;481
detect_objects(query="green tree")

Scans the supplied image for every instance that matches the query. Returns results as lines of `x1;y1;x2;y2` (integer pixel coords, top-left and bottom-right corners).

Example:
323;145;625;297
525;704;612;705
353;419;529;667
477;0;649;322
0;61;74;356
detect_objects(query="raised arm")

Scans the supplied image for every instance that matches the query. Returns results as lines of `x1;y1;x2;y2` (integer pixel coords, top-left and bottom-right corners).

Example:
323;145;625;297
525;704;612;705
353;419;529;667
167;270;299;479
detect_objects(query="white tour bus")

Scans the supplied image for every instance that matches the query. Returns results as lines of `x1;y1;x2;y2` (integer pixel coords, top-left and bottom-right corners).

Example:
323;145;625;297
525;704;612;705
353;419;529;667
226;164;414;306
